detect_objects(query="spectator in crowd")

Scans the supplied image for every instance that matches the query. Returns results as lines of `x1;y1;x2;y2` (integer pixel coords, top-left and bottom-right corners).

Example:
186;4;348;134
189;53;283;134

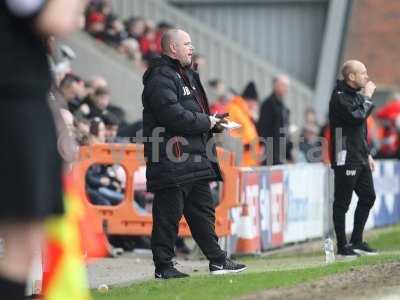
121;38;143;66
82;76;128;127
103;17;128;48
74;115;91;146
298;107;322;162
84;2;177;69
98;0;116;24
366;115;384;157
257;75;293;165
227;81;262;166
108;105;128;129
56;108;80;164
85;0;116;40
102;112;120;142
139;25;159;60
89;75;109;90
318;113;332;164
117;119;143;140
86;164;124;206
59;74;88;113
60;108;75;132
86;11;106;40
304;107;319;127
300;107;320;135
374;96;400;158
86;117;124;206
298;124;323;163
209;79;232;115
126;17;147;41
155;22;174;53
88;117;106;144
80;86;111;119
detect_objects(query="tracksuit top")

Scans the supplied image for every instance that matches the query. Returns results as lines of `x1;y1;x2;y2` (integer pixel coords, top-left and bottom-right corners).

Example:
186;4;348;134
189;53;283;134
329;80;374;167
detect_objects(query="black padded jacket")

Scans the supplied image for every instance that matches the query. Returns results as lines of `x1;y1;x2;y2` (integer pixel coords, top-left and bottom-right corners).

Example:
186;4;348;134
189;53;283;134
142;55;223;191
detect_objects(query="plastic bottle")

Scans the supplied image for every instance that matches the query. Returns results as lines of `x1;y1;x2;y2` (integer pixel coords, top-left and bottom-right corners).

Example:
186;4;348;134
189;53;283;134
324;238;335;264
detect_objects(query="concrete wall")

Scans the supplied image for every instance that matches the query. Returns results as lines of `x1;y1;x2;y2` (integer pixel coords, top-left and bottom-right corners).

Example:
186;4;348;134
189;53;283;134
168;0;329;87
343;0;400;90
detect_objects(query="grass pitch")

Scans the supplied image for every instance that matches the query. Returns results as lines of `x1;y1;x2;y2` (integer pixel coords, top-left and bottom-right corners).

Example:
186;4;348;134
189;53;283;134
92;225;400;300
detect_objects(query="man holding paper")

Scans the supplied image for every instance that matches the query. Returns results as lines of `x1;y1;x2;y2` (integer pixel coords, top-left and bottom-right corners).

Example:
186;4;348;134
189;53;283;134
142;29;246;279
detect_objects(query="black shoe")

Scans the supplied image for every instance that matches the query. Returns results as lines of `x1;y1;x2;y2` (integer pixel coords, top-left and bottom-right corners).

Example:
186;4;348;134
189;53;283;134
154;266;189;279
352;242;378;256
209;258;247;275
337;244;360;259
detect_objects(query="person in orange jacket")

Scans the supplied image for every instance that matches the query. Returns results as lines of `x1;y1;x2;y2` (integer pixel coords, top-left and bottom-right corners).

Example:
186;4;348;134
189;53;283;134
227;81;262;166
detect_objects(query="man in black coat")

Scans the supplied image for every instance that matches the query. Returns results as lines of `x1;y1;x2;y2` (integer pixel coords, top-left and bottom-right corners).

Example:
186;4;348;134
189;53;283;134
142;29;246;279
257;75;292;165
329;60;377;257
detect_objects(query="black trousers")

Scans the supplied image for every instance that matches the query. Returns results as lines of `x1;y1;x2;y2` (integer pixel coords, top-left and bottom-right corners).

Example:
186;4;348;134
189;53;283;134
151;180;226;269
333;164;376;248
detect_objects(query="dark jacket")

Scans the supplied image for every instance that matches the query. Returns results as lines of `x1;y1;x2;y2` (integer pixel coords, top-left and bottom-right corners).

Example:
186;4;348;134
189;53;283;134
142;55;222;191
257;93;292;165
329;80;374;167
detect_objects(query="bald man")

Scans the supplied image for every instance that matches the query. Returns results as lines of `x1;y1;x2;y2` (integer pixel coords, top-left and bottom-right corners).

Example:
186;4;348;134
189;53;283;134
329;60;378;258
142;29;246;279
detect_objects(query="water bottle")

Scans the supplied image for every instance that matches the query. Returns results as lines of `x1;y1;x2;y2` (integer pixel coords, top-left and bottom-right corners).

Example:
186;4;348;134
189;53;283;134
324;238;335;264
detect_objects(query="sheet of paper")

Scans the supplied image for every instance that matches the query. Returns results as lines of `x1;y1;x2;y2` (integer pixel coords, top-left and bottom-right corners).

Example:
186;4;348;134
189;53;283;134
220;120;241;129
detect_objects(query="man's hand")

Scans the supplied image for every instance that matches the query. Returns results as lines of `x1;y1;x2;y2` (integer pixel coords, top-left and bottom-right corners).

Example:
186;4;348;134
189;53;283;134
368;155;375;172
100;176;111;186
215;113;229;120
209;115;220;129
364;81;376;98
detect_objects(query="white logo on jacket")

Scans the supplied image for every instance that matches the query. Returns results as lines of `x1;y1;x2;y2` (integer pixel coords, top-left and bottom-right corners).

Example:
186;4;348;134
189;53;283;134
182;86;191;96
346;169;357;176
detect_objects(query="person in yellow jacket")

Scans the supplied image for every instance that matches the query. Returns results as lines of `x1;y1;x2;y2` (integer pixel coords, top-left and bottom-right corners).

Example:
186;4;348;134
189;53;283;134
227;82;262;166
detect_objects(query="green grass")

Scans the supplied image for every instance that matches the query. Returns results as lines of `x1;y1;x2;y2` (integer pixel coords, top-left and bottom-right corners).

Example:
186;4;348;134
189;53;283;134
92;255;400;300
367;224;400;251
92;225;400;300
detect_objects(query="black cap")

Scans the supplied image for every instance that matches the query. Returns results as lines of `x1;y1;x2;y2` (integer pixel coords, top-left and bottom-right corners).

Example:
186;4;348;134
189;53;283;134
241;81;258;101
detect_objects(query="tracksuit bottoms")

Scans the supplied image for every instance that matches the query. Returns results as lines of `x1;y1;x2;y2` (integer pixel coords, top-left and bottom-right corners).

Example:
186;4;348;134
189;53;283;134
151;180;226;270
333;164;376;248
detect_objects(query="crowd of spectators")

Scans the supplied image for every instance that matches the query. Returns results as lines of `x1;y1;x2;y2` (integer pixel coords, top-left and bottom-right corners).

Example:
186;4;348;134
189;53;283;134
81;1;400;166
84;0;175;70
48;40;130;206
84;0;205;71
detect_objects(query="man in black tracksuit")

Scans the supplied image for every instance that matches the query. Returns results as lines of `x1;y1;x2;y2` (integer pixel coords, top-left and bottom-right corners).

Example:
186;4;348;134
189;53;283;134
329;60;378;257
142;29;246;279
